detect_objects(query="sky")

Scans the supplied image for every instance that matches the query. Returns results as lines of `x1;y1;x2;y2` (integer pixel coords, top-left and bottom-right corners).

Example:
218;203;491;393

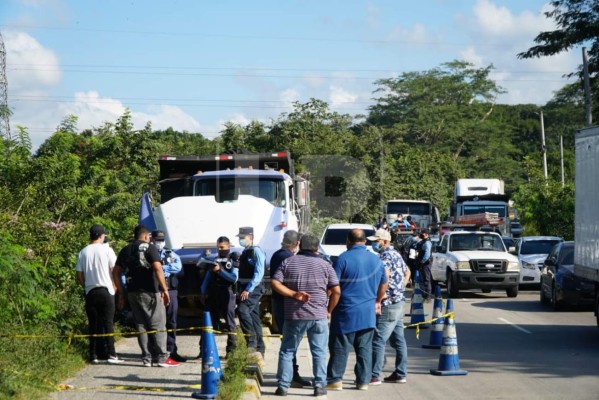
0;0;582;150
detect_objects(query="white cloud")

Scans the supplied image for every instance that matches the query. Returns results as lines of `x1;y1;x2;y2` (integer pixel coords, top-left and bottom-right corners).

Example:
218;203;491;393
329;86;358;107
280;88;300;106
134;105;201;132
4;30;62;90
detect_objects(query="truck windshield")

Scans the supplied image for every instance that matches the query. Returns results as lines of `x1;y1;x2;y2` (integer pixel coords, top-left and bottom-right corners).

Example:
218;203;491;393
520;240;561;255
450;234;506;252
193;177;286;206
463;205;506;217
387;202;430;215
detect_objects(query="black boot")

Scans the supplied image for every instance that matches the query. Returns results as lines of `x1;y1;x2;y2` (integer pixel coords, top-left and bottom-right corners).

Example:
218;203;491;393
291;365;312;388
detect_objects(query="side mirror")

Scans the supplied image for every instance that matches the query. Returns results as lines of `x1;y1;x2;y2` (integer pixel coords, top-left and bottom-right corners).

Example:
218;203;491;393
508;247;516;254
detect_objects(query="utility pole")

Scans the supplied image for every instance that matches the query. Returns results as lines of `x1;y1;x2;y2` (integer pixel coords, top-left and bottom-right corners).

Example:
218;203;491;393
560;135;565;187
540;110;548;180
0;32;10;140
583;47;592;127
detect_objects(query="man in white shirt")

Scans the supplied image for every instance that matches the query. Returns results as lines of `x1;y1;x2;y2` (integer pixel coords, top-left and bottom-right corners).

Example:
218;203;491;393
76;224;123;364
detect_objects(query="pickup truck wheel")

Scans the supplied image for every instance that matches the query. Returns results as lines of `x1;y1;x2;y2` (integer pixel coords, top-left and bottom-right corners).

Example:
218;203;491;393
446;271;459;298
551;283;563;311
506;285;518;298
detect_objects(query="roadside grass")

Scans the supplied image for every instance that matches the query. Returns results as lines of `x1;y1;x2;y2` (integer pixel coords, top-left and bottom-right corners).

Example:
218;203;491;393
0;325;86;400
216;330;250;400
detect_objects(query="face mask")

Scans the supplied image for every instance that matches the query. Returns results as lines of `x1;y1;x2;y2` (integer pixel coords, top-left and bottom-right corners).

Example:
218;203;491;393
155;241;165;251
218;249;230;258
372;241;381;253
239;239;247;248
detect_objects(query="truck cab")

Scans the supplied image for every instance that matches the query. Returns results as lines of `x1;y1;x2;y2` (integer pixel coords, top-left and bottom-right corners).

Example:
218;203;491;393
431;231;521;298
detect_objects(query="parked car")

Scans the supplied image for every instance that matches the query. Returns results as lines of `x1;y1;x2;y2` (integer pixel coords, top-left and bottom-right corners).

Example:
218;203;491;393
319;223;376;264
540;241;595;310
514;236;563;286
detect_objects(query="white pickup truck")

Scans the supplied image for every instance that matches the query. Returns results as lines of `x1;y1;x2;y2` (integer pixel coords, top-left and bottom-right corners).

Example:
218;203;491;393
431;231;521;298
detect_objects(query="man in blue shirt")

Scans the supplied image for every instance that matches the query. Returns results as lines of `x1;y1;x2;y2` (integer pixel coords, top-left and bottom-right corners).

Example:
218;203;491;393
236;226;266;357
326;229;388;391
200;236;239;357
418;228;433;300
151;230;185;362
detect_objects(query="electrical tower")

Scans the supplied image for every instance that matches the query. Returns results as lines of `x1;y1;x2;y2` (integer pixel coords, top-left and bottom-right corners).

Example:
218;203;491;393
0;32;10;140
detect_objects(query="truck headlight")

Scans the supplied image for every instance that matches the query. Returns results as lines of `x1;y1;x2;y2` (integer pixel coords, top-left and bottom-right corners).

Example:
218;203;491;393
507;261;521;271
456;261;471;270
522;262;536;270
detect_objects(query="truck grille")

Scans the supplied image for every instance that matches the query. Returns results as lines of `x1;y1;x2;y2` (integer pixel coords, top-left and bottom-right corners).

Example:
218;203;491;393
470;259;506;273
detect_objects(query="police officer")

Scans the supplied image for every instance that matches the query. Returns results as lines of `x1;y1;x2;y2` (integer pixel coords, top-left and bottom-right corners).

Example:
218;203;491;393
151;230;186;362
200;236;239;357
236;226;266;357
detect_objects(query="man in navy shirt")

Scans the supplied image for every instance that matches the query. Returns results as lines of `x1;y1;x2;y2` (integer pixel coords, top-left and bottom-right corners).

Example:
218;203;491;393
326;229;388;391
270;230;311;388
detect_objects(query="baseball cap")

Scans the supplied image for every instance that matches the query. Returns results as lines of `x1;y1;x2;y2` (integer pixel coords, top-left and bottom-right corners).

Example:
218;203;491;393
90;224;106;241
366;228;392;242
151;230;166;241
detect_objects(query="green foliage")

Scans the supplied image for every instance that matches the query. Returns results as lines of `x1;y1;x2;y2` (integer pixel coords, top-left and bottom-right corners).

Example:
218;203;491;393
217;328;251;400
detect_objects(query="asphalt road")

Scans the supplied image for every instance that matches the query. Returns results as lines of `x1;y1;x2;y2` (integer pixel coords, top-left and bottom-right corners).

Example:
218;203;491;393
51;289;599;400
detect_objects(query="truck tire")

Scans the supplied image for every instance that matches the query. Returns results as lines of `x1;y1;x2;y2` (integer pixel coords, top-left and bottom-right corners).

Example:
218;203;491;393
551;283;563;311
506;285;518;298
540;285;550;305
447;270;459;298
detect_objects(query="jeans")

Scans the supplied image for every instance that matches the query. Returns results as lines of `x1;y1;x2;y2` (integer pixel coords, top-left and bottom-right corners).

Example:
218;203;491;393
327;328;375;386
277;319;328;390
372;301;408;379
237;284;265;353
272;296;300;374
165;289;178;353
128;291;169;364
85;287;116;360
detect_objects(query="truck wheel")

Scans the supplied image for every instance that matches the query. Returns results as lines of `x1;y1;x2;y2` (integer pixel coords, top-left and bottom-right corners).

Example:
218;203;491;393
551;283;563;311
506;286;518;298
447;271;459;298
539;285;550;305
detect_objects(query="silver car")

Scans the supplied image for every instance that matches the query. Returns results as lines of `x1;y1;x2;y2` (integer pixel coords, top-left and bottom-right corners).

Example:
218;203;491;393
515;236;563;285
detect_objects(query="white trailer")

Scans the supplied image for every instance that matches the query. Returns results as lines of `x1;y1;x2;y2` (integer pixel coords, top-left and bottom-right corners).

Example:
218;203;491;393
574;126;599;326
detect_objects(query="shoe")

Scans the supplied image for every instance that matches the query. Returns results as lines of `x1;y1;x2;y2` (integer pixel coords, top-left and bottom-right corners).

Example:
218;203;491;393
370;378;382;385
90;358;99;364
157;357;181;367
314;387;327;398
274;387;288;396
356;384;369;391
291;374;312;388
170;353;187;363
142;359;152;367
325;381;342;391
107;356;124;364
383;372;407;383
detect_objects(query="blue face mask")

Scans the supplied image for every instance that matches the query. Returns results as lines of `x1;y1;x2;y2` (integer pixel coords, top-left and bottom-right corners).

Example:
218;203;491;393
239;239;247;248
372;241;381;253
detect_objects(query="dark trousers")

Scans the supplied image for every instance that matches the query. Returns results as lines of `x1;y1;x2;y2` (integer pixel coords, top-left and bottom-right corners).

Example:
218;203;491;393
237;284;265;354
420;262;433;298
85;287;116;360
327;328;375;385
208;285;237;353
166;289;178;353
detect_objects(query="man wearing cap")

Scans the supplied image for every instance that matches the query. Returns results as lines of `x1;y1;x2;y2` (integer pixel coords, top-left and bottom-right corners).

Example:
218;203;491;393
236;226;266;356
76;224;123;364
272;233;341;398
151;230;186;363
326;229;387;391
270;230;311;388
368;229;411;385
417;228;433;300
113;225;180;367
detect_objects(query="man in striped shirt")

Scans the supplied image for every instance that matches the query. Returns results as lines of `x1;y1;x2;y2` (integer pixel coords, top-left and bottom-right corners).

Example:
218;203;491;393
272;233;341;398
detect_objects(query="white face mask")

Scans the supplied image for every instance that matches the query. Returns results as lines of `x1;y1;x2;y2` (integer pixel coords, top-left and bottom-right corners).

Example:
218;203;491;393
155;241;166;251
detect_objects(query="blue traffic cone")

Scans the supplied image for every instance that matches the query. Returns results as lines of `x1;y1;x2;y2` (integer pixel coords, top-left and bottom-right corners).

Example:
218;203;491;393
409;271;429;329
429;299;467;376
423;286;444;349
192;312;223;399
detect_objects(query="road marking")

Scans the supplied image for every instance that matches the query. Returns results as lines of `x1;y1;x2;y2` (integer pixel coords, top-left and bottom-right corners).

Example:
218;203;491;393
498;317;532;334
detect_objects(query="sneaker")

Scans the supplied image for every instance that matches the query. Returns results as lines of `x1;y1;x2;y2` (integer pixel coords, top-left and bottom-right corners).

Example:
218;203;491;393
314;387;327;398
325;381;343;391
107;356;124;364
383;372;407;383
90;358;99;364
170;353;187;363
370;378;382;385
291;374;312;388
142;359;152;367
274;387;288;396
356;384;369;391
157;357;181;367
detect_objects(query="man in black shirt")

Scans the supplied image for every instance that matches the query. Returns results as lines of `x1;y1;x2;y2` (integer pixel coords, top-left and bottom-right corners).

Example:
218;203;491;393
113;225;180;367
